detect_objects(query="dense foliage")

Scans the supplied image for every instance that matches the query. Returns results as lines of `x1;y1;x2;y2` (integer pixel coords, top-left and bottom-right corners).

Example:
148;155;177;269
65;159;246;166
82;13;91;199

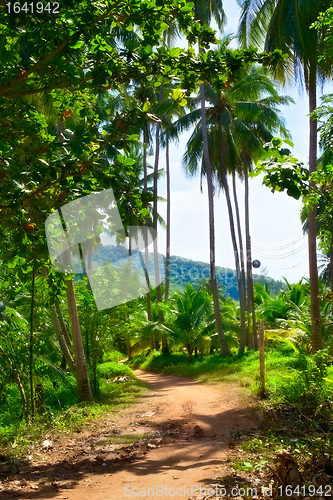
1;3;333;486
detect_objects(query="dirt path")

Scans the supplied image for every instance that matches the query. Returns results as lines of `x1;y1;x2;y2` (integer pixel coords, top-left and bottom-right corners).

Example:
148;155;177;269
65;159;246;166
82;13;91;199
0;371;260;500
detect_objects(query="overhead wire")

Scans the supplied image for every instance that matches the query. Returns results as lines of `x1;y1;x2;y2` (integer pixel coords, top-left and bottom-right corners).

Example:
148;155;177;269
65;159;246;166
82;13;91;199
253;243;308;260
252;234;306;252
252;235;308;276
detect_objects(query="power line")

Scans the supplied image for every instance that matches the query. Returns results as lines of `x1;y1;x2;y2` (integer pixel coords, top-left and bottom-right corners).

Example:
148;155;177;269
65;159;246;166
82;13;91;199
253;234;306;252
265;259;308;271
253;243;308;260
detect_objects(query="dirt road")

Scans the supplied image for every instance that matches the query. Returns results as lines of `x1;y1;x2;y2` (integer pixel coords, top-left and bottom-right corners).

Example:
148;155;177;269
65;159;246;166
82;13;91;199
0;370;260;500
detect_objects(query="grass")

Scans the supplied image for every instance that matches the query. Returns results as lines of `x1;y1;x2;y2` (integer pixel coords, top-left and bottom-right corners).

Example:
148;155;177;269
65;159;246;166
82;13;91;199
103;349;126;363
96;360;133;379
0;357;146;457
128;344;304;392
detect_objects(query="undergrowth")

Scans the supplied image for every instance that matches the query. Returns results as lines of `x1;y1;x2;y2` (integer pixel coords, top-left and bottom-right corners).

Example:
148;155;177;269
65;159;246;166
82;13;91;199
0;354;144;456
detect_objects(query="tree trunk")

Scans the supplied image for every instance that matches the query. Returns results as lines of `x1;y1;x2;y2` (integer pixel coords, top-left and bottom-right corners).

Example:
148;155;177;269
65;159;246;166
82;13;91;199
29;267;35;419
221;168;246;354
49;304;76;374
153;85;169;355
143;124;153;323
66;277;93;402
165;137;171;300
232;171;247;353
199;78;230;356
0;346;29;418
55;299;72;351
244;157;257;349
308;67;322;352
57;117;93;401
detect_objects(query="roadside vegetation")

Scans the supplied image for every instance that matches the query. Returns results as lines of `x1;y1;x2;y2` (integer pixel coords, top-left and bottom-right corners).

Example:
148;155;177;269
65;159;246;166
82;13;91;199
2;0;333;493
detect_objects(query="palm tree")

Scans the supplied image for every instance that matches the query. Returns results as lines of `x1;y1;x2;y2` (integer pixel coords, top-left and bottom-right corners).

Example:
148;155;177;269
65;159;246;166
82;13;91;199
192;0;230;356
237;0;333;352
172;63;291;353
172;283;213;362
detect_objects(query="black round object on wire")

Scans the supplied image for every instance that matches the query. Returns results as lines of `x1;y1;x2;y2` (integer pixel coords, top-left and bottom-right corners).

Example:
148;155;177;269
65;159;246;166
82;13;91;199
252;260;261;269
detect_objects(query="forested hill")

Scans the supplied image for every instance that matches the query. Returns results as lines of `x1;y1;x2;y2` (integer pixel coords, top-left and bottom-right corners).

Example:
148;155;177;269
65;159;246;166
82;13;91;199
168;255;285;299
90;246;285;300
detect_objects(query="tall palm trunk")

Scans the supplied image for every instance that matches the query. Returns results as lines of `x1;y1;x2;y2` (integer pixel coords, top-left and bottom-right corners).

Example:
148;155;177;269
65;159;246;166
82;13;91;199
220;168;246;353
200;81;230;356
143;125;153;323
244;157;258;349
153;85;169;355
165;137;171;300
308;65;322;352
143;124;155;350
57;118;93;402
232;171;247;353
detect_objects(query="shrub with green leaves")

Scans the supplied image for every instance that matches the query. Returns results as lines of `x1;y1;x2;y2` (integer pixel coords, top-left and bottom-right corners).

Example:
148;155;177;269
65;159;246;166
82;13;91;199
96;361;134;380
271;350;333;428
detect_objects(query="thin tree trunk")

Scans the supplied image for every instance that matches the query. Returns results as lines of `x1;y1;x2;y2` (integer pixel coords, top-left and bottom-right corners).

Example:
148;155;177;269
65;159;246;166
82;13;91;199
43;265;74;366
66;276;93;402
57;117;93;401
244;157;257;349
55;300;72;351
49;304;76;374
0;346;29;418
165;137;171;300
221;169;246;353
199;78;230;356
232;171;247;353
29;267;35;419
153;85;169;355
308;67;322;352
143;124;153;324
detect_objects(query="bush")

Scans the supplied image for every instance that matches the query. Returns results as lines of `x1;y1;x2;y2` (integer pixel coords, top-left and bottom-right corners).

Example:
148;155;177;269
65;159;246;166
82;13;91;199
103;350;126;362
96;361;134;379
270;350;333;428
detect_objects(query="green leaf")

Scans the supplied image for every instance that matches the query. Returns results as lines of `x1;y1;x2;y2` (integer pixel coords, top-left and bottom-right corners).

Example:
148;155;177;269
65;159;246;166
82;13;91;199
169;47;180;57
71;40;85;49
284;139;294;148
128;134;139;141
180;2;194;13
143;101;150;112
123;158;136;166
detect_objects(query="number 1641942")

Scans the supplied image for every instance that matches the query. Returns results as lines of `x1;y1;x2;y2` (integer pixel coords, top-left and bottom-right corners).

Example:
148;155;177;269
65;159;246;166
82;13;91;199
6;2;60;14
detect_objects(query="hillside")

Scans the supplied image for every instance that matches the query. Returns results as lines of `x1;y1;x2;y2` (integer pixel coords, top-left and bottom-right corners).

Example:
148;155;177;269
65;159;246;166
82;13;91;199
167;255;285;299
87;245;285;300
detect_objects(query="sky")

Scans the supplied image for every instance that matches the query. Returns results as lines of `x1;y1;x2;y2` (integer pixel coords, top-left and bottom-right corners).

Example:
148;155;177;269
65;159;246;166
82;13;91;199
155;0;332;284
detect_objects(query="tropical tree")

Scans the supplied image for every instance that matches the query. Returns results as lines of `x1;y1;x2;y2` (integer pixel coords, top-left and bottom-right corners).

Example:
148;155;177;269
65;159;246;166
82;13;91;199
237;0;333;352
171;62;291;353
189;0;230;356
172;283;213;362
